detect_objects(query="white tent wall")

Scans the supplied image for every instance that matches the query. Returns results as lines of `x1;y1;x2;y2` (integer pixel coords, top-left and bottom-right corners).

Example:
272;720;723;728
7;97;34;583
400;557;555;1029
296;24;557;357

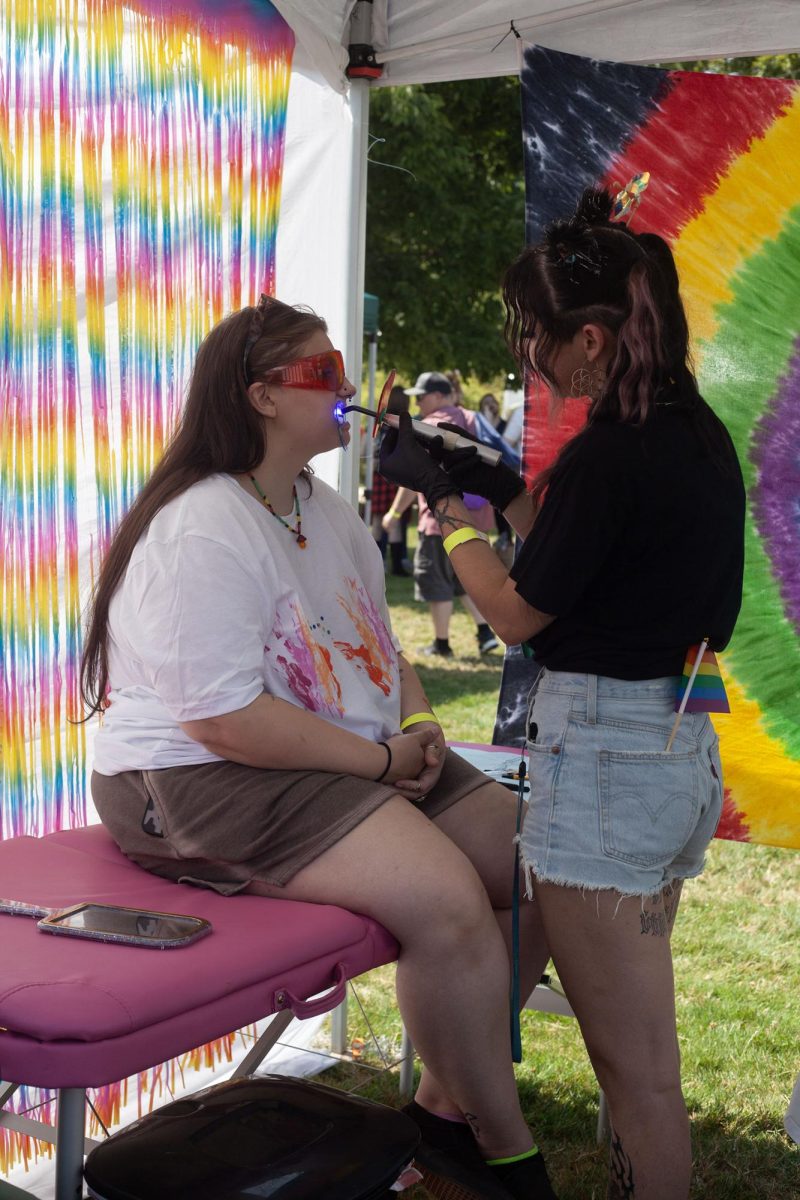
273;0;800;499
275;67;369;494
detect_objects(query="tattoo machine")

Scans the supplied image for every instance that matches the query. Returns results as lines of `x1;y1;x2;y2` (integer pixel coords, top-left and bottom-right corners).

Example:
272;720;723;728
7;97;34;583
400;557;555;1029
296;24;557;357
380;413;502;466
342;369;502;466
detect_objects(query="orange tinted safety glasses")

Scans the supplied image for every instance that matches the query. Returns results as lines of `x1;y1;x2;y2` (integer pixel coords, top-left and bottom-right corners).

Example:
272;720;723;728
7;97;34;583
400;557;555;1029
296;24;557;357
267;350;346;393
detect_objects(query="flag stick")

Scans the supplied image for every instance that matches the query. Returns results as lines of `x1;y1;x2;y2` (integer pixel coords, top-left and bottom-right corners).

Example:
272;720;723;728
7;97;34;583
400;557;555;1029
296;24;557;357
665;638;709;752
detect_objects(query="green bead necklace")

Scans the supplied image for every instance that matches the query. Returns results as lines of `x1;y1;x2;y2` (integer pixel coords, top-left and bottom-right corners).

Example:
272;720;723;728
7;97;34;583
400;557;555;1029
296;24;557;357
249;475;307;548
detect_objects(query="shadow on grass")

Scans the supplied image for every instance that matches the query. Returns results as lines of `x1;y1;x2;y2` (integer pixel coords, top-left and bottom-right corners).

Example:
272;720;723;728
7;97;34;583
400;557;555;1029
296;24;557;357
413;662;503;699
321;1061;799;1200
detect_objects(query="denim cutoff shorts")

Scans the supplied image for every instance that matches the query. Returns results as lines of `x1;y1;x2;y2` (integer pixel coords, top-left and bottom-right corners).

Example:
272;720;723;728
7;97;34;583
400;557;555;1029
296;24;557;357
519;669;724;897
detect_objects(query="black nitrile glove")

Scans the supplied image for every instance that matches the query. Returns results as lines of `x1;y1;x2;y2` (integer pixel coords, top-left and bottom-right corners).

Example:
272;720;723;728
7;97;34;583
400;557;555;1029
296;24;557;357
429;422;526;511
379;411;462;511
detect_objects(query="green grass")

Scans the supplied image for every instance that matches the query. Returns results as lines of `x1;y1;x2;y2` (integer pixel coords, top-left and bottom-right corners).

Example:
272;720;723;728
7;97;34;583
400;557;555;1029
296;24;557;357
385;548;508;743
322;555;800;1199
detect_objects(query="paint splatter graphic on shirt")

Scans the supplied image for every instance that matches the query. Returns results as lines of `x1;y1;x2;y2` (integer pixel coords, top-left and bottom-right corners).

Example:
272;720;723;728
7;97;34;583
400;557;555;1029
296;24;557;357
334;578;397;696
269;600;344;717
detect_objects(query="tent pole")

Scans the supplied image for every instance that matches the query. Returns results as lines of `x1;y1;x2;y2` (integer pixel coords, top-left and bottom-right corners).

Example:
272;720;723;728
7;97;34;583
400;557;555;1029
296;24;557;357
338;78;370;507
363;331;378;526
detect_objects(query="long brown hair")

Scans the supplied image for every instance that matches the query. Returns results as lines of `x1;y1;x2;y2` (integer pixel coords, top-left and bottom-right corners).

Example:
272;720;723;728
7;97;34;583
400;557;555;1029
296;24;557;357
80;298;326;717
503;188;735;502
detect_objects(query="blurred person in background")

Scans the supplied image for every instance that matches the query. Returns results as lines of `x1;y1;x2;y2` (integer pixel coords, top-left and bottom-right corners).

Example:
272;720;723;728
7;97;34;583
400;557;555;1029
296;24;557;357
446;368;465;406
370;384;411;576
479;392;506;435
385;371;499;658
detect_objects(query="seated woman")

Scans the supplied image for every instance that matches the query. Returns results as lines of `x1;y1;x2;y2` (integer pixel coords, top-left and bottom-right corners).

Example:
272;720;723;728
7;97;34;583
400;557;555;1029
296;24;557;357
80;296;557;1200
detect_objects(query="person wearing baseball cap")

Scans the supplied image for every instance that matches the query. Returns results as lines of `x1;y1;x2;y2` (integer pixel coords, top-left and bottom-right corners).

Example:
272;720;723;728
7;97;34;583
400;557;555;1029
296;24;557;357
387;372;500;657
403;371;453;398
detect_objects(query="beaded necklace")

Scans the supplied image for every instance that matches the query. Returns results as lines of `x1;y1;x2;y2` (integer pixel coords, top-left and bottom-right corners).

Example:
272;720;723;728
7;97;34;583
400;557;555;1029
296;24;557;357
249;475;307;548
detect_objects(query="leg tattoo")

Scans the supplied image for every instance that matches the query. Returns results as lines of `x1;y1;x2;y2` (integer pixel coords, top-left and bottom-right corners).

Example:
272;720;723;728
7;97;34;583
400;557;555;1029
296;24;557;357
463;1111;480;1140
608;1132;635;1199
663;881;679;931
640;908;668;937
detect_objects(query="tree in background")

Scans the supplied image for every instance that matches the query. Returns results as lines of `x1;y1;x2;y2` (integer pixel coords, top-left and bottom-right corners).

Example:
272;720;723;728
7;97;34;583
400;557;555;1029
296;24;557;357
366;56;799;385
366;77;524;383
671;54;799;78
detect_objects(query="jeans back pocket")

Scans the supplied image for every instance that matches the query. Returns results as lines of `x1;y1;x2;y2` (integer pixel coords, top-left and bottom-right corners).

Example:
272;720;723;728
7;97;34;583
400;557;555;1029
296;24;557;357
599;748;700;868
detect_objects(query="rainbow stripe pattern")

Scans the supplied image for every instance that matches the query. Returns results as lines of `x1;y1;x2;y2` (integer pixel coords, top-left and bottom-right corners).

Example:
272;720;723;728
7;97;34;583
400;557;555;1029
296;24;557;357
1;0;293;840
518;45;800;850
1;1;292;1173
676;645;731;715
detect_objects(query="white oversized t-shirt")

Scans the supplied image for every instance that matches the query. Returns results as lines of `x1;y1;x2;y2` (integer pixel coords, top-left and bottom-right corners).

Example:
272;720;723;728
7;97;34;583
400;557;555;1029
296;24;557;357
93;474;402;774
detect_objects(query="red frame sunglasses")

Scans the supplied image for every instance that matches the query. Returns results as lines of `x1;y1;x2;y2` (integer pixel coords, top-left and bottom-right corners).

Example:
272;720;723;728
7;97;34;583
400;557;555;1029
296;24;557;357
267;349;347;393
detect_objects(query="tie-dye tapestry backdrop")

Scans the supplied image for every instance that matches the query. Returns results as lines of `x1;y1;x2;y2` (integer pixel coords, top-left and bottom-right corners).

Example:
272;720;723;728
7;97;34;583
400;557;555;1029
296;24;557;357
0;0;293;1172
1;0;293;839
494;45;800;852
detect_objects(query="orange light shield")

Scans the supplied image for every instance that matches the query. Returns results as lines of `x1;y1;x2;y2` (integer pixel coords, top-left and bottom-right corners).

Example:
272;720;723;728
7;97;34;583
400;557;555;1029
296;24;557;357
373;369;396;437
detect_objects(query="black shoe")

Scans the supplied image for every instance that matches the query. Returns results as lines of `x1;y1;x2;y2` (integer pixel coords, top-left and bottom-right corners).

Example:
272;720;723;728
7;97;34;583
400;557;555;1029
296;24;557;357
420;641;454;658
402;1103;510;1200
478;632;500;654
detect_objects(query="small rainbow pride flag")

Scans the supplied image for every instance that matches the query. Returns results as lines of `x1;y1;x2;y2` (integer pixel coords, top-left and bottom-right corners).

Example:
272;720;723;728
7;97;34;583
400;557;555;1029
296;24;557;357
675;642;731;714
666;639;730;751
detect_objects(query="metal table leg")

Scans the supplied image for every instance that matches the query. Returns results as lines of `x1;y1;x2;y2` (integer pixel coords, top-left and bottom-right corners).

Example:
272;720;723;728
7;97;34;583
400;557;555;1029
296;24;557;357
55;1088;86;1200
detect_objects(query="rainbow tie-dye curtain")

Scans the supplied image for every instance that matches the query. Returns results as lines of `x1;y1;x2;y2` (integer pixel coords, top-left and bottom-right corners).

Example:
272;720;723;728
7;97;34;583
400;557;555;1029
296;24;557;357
1;0;294;838
506;45;800;851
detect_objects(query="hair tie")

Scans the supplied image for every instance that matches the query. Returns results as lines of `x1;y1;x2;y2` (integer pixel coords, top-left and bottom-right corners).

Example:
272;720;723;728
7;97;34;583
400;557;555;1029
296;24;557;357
374;741;392;782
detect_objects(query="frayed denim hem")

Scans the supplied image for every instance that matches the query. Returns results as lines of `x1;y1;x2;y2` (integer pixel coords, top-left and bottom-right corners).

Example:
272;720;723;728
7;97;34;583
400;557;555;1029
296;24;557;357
517;843;670;909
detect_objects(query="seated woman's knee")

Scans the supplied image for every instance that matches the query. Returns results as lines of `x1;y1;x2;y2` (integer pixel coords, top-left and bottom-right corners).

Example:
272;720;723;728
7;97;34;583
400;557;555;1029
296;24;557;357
409;871;496;954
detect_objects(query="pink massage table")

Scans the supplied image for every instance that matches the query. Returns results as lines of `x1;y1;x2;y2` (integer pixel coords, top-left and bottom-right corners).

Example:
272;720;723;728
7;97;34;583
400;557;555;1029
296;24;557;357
0;824;399;1200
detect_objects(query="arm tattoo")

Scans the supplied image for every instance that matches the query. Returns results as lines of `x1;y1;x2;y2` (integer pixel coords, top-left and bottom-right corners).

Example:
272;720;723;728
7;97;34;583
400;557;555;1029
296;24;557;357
608;1132;635;1199
431;496;471;538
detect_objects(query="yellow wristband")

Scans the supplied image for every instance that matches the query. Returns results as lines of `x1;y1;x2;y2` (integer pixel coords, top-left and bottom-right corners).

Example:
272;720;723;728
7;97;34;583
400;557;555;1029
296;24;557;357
442;527;487;556
386;507;401;519
400;711;440;731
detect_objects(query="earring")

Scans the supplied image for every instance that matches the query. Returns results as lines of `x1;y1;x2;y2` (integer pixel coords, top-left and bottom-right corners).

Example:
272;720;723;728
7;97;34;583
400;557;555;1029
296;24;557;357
570;361;605;400
570;365;593;398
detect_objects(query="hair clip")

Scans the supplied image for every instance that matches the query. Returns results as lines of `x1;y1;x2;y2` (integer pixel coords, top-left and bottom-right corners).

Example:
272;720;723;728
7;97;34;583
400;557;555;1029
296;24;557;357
610;171;650;222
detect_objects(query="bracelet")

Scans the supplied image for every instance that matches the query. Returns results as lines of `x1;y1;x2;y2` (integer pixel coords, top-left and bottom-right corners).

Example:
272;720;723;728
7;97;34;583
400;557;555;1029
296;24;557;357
400;711;440;731
375;741;392;782
386;507;401;520
442;526;488;556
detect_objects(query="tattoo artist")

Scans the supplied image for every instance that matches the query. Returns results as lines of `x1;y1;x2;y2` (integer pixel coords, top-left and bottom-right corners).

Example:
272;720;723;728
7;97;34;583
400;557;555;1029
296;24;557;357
380;187;746;1200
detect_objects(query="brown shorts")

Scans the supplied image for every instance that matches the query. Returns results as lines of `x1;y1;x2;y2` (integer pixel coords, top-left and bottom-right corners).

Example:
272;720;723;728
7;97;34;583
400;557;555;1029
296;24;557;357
413;532;466;602
91;749;489;895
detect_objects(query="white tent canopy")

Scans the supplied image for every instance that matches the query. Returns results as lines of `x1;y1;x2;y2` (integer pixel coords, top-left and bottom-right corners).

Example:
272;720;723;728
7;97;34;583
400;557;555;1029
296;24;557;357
272;1;800;496
276;0;800;90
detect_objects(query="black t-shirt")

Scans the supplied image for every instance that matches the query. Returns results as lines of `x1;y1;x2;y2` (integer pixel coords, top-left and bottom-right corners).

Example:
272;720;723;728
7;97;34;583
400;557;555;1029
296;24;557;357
510;405;746;679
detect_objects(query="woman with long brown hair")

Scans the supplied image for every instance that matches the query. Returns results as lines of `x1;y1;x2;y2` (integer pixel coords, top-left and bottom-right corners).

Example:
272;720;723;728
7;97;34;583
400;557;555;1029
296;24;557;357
82;295;558;1200
380;188;746;1200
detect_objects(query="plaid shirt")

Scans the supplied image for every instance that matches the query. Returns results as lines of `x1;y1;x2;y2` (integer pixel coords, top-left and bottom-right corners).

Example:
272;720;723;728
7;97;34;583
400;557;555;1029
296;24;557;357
369;471;399;516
